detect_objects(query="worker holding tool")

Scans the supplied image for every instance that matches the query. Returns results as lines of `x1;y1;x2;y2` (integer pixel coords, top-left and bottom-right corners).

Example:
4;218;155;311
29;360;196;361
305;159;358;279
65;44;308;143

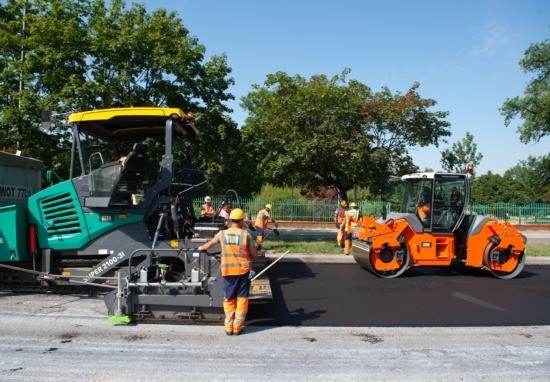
254;203;276;250
334;200;349;248
200;196;215;217
197;208;260;336
343;202;361;255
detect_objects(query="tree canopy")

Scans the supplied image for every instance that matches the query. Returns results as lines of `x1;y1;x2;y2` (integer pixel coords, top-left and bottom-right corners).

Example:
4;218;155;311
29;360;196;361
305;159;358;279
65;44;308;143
241;71;451;201
501;38;550;144
504;154;550;203
0;0;242;192
440;131;483;176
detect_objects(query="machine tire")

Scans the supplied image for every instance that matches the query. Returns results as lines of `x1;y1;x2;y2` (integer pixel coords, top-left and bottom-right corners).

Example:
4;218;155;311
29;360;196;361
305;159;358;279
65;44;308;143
482;242;525;279
352;241;410;278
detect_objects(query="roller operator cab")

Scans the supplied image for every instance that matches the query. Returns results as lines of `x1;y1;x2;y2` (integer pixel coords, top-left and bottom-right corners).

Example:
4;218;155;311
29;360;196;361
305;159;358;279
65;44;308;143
351;172;526;279
0;107;271;323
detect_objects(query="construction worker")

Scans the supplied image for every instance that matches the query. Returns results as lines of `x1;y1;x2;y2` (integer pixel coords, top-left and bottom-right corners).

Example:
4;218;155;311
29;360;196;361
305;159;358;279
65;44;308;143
343;202;361;255
200;196;215;217
254;203;276;250
219;202;231;220
334;200;349;248
417;187;432;227
197;208;260;336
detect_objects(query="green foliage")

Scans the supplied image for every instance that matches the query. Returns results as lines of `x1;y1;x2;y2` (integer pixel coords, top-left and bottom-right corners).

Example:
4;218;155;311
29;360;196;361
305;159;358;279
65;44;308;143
254;184;307;202
440;131;483;176
0;0;246;193
241;71;450;201
498;35;550;205
505;154;550;203
471;173;534;205
501;38;550;143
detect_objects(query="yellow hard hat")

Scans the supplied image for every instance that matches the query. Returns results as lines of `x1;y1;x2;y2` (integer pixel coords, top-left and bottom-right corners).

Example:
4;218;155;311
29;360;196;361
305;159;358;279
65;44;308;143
340;200;347;207
229;208;245;220
350;202;357;208
265;204;272;210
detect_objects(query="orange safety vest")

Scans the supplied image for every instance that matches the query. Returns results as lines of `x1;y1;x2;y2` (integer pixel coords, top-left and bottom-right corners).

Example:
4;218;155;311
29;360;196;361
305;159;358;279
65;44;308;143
335;207;348;223
201;203;215;215
345;209;360;232
217;227;253;276
255;209;269;229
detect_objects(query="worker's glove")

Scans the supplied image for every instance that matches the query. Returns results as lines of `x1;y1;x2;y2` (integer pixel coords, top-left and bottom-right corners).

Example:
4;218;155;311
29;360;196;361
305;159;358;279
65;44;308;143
274;221;279;229
248;270;256;280
335;223;340;229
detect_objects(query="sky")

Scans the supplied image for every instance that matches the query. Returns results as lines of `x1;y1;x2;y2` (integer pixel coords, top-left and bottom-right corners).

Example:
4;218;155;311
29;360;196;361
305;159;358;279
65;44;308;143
142;0;549;175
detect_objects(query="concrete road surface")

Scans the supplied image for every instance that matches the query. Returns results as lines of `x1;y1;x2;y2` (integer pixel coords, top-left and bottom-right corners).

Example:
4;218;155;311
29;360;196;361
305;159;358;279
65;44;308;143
0;292;549;381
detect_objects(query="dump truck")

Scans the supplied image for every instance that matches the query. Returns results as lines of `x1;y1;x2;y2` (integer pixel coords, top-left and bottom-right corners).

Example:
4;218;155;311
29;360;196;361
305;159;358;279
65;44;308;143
0;107;272;323
351;171;526;279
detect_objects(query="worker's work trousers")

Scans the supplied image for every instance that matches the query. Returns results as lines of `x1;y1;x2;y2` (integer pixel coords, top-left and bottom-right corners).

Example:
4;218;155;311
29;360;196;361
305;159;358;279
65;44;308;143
336;218;345;246
255;227;265;247
344;231;353;255
223;274;251;335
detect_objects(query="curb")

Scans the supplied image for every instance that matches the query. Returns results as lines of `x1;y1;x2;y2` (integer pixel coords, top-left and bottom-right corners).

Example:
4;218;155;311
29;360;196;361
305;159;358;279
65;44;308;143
264;253;550;265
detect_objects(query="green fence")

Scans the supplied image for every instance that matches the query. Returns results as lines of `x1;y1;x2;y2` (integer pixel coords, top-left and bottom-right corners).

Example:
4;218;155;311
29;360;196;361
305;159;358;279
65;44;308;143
193;199;392;222
193;198;550;225
469;202;550;224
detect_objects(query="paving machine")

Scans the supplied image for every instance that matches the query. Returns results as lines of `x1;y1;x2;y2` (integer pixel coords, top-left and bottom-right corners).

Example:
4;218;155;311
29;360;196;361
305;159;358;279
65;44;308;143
0;107;272;323
351;171;526;279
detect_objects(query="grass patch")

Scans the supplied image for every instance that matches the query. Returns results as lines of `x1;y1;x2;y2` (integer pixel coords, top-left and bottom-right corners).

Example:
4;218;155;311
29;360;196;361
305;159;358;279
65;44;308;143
263;239;550;256
263;239;340;254
526;243;550;257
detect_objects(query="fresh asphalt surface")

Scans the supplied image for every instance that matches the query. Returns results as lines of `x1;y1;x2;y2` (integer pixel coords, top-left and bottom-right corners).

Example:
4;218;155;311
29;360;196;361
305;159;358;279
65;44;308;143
248;227;550;327
248;262;550;327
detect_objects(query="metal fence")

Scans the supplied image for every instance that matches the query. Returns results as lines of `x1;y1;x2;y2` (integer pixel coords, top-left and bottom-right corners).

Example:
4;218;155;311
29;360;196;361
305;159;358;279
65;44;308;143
192;198;550;225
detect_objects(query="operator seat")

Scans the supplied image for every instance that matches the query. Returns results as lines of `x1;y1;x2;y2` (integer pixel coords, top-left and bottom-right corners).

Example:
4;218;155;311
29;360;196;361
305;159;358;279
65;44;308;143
122;143;148;186
110;143;148;205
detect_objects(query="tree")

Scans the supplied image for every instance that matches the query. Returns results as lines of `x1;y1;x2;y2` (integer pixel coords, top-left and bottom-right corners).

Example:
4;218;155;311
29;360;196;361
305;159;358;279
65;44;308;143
440;131;483;175
471;171;538;205
1;0;244;193
500;38;550;144
241;71;451;200
505;154;550;203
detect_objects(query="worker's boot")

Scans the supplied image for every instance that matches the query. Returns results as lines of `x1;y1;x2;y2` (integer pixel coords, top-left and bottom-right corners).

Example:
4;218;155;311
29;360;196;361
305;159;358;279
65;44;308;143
344;240;351;255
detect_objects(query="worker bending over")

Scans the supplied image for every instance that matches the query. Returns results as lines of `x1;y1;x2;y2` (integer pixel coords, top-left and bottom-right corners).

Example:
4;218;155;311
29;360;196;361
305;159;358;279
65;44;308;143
254;203;276;250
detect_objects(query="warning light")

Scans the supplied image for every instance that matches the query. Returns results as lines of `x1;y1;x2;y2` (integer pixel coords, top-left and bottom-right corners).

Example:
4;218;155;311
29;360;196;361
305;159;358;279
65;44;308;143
100;215;113;222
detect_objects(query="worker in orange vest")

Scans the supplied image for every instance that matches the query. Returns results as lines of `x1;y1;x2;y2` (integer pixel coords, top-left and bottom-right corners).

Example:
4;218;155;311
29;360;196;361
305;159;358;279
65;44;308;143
334;200;349;248
343;202;361;255
254;203;276;250
200;196;215;217
197;208;260;336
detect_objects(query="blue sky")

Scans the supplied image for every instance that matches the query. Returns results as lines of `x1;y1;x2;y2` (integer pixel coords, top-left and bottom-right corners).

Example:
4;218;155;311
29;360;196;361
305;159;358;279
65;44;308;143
142;0;549;175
